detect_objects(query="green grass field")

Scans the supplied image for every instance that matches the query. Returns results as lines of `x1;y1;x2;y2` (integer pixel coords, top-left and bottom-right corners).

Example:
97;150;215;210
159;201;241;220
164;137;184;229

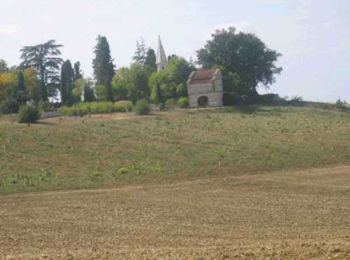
0;106;349;193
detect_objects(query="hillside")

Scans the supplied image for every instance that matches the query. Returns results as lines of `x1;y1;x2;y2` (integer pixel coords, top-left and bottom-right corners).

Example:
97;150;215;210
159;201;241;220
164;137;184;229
0;106;349;193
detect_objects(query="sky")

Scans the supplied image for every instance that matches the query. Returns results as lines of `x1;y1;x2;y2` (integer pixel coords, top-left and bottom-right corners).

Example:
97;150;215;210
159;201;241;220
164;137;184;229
0;0;349;102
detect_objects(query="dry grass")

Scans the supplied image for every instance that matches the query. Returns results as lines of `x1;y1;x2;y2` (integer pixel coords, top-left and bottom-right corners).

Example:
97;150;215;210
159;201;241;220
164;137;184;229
0;106;349;193
0;165;349;259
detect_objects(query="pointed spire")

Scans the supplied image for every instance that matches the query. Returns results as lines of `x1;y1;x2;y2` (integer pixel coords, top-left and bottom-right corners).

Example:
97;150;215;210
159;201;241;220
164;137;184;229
156;36;167;72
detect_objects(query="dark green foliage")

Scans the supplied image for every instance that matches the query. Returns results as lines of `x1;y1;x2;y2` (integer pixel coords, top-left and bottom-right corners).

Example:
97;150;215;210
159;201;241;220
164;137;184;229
14;71;30;106
84;86;96;102
145;48;157;70
73;61;83;80
149;56;193;102
112;65;153;102
93;35;115;101
133;38;147;65
38;100;53;112
133;99;150;115
0;59;8;73
178;97;189;108
197;27;282;97
60;60;75;106
17;105;41;123
0;71;30;113
153;83;163;105
20;40;63;101
0;100;18;114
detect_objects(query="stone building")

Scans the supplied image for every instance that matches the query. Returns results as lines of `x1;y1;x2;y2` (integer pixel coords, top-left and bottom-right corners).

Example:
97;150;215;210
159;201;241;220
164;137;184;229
187;69;223;107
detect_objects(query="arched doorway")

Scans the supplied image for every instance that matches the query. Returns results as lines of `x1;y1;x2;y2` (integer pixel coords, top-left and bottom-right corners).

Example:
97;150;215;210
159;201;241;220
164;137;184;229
198;96;209;107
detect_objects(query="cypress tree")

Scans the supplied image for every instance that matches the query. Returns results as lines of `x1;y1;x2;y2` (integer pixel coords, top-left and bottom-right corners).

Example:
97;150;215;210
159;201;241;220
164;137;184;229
74;61;82;81
60;60;75;105
16;70;29;106
92;35;115;101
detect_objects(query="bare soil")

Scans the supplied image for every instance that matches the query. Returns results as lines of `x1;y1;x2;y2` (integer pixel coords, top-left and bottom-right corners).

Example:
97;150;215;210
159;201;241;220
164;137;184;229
1;165;349;259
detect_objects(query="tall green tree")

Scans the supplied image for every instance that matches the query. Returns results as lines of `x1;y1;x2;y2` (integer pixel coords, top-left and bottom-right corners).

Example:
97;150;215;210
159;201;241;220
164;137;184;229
0;59;8;73
73;61;83;81
93;35;115;101
20;40;63;101
145;48;157;70
197;27;282;96
133;38;147;65
14;71;30;106
60;60;75;105
149;56;193;102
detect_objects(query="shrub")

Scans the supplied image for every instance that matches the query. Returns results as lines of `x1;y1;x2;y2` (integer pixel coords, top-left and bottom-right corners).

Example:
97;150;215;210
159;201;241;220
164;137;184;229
177;97;189;108
17;105;41;123
133;99;150;115
59;101;132;116
165;98;177;106
335;99;347;110
38;101;53;112
115;100;133;112
0;100;19;114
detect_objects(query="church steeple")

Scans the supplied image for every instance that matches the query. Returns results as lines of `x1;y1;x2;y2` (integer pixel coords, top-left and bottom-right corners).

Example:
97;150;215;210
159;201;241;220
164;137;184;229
156;36;167;72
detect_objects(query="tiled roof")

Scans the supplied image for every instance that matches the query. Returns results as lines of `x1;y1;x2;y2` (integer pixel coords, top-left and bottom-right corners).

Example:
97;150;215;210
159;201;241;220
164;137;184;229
189;69;217;84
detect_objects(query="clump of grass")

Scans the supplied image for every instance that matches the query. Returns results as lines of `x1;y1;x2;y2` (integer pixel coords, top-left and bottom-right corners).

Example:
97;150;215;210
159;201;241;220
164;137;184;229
178;97;189;108
60;101;133;116
133;99;150;115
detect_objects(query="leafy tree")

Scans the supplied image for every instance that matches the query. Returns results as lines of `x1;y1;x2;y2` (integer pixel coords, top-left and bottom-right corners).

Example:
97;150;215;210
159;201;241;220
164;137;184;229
14;70;30;106
93;35;115;101
129;63;152;101
145;48;157;70
0;70;17;102
112;64;153;102
0;70;29;113
20;40;63;101
60;60;75;105
111;67;129;101
197;27;282;96
72;78;95;102
0;59;8;73
149;56;193;102
23;68;40;102
74;61;83;80
133;38;147;65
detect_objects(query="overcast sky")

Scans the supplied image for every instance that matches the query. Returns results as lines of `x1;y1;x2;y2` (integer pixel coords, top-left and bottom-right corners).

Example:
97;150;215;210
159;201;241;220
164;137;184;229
0;0;349;102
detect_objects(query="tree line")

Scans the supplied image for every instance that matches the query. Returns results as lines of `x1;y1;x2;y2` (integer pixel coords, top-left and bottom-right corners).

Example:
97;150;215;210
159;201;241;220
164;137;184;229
0;27;282;113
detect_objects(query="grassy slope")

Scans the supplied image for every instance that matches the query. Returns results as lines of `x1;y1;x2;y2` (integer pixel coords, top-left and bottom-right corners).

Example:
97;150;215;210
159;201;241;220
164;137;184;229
0;106;349;193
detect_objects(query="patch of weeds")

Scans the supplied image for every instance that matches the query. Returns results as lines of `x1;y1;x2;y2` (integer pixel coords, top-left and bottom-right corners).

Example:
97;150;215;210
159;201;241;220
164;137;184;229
113;167;128;177
38;169;52;182
9;174;35;187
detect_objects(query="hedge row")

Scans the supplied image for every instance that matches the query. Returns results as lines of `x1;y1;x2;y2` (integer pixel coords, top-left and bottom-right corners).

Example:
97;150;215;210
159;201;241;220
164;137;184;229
60;101;133;116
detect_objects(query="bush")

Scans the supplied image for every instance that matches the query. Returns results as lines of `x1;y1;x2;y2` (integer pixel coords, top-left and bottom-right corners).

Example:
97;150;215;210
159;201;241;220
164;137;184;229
17;105;41;123
165;98;177;106
38;101;53;112
336;99;347;110
59;101;132;117
133;99;150;115
177;97;189;108
0;100;19;114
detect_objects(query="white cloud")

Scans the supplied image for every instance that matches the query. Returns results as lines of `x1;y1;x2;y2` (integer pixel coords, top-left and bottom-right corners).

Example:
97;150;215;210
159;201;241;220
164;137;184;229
0;24;17;34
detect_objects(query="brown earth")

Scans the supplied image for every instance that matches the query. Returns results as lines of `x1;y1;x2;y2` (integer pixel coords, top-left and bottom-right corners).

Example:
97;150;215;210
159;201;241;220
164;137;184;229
1;165;350;259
